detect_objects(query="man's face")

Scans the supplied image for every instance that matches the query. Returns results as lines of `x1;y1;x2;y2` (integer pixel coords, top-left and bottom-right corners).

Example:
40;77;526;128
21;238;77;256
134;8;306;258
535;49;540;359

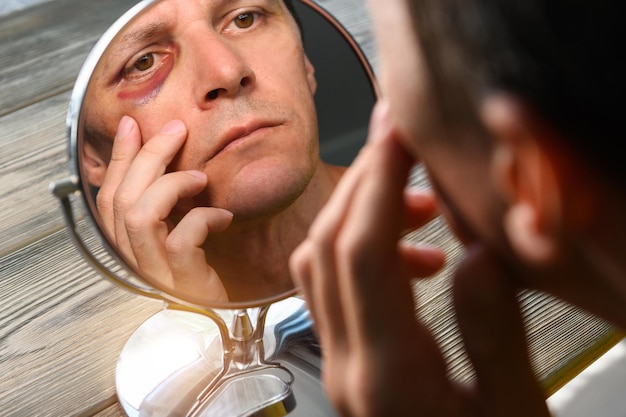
84;0;319;218
368;0;505;248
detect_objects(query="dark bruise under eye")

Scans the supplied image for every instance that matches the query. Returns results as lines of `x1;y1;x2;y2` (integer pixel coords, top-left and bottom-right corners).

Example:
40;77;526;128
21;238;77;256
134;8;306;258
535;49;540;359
235;13;255;29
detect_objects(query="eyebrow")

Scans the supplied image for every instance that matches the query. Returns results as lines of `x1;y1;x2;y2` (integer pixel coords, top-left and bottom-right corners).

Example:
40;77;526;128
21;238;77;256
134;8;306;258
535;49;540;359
116;21;168;55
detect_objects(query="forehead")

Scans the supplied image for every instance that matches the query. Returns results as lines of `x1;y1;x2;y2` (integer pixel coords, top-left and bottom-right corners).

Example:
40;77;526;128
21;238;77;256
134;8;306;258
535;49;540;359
113;0;288;45
95;0;294;81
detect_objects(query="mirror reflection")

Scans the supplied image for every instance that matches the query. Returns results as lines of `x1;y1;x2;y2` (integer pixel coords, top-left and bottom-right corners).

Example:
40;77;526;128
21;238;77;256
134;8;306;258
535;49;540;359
75;0;376;307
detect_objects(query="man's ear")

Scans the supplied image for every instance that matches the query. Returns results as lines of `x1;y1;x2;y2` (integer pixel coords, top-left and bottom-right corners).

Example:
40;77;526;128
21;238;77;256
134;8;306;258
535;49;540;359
82;142;108;188
304;55;317;95
481;95;583;265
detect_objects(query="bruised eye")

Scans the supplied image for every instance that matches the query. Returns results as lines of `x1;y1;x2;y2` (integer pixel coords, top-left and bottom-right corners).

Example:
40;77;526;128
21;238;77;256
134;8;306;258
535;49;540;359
234;13;255;29
114;41;174;88
133;53;155;72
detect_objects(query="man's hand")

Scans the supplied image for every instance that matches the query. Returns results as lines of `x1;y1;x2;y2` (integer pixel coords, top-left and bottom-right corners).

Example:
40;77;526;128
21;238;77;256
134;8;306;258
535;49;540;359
96;116;230;302
289;100;550;416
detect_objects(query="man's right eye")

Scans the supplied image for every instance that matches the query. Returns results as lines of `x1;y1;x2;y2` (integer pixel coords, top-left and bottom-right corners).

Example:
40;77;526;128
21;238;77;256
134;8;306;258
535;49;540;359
133;53;155;72
121;50;168;82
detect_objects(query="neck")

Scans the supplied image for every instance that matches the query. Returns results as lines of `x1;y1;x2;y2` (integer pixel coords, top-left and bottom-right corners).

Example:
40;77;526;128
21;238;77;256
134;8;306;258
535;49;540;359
205;162;345;302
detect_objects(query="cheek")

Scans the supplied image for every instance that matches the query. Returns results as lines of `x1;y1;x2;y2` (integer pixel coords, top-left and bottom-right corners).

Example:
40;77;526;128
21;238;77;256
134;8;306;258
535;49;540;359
127;93;185;142
427;153;505;246
85;93;118;134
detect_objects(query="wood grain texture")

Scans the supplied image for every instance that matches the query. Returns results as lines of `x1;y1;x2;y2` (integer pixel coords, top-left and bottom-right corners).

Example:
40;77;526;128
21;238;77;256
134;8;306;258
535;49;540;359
0;0;136;116
0;229;163;415
0;0;619;416
1;1;163;416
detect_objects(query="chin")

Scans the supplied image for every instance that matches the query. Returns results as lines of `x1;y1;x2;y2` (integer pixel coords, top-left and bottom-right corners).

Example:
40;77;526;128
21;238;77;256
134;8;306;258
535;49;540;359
169;158;315;222
232;186;306;222
225;178;313;221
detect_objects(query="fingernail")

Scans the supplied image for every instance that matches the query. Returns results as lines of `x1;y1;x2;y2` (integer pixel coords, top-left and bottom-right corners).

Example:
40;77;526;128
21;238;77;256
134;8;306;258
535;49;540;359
215;208;234;219
117;115;134;137
160;119;185;135
405;187;436;202
372;99;391;124
368;99;392;141
415;242;444;254
187;170;207;180
416;243;447;265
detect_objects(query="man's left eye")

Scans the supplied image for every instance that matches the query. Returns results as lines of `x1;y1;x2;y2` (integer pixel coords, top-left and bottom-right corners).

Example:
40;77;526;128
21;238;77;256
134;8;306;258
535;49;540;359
234;13;255;29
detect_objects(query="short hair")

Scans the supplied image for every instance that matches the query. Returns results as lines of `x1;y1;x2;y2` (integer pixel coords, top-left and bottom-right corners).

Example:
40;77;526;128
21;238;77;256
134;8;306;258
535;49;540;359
408;0;625;186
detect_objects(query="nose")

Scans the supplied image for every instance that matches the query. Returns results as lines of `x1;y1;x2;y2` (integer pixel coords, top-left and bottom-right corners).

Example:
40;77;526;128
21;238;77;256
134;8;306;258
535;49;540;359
190;28;255;107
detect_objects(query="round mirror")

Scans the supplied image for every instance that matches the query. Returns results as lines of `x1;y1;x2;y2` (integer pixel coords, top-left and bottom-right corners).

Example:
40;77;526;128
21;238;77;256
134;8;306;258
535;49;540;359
53;0;376;309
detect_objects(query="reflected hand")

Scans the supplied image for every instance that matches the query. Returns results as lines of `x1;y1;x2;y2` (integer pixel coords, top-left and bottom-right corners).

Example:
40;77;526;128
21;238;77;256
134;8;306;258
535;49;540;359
96;116;230;302
289;100;549;416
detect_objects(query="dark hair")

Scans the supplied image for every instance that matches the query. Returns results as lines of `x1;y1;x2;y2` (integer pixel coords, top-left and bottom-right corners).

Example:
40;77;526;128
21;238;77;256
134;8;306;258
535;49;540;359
409;0;625;185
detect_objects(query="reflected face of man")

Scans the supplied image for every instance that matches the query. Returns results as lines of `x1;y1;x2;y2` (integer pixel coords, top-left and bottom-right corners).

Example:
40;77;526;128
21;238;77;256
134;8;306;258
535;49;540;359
368;0;505;249
84;0;319;219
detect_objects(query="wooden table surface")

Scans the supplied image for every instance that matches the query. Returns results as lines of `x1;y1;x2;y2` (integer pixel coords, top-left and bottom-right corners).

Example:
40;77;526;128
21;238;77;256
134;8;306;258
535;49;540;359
0;0;620;416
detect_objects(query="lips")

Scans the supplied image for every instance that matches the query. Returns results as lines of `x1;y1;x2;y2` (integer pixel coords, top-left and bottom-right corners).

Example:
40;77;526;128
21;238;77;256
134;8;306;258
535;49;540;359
209;120;281;160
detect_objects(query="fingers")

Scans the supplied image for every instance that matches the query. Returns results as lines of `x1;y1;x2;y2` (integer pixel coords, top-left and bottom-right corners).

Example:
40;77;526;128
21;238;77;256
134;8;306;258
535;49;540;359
112;120;187;256
123;170;208;282
291;101;395;344
453;244;550;417
403;187;440;233
398;242;446;278
330;101;419;336
291;100;452;415
165;207;233;302
293;104;406;347
93;117;231;302
292;99;422;344
97;116;141;241
96;117;188;265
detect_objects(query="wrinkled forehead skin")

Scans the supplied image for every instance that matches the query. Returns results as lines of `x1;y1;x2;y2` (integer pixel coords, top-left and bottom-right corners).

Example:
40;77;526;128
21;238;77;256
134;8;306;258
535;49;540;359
96;0;300;86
